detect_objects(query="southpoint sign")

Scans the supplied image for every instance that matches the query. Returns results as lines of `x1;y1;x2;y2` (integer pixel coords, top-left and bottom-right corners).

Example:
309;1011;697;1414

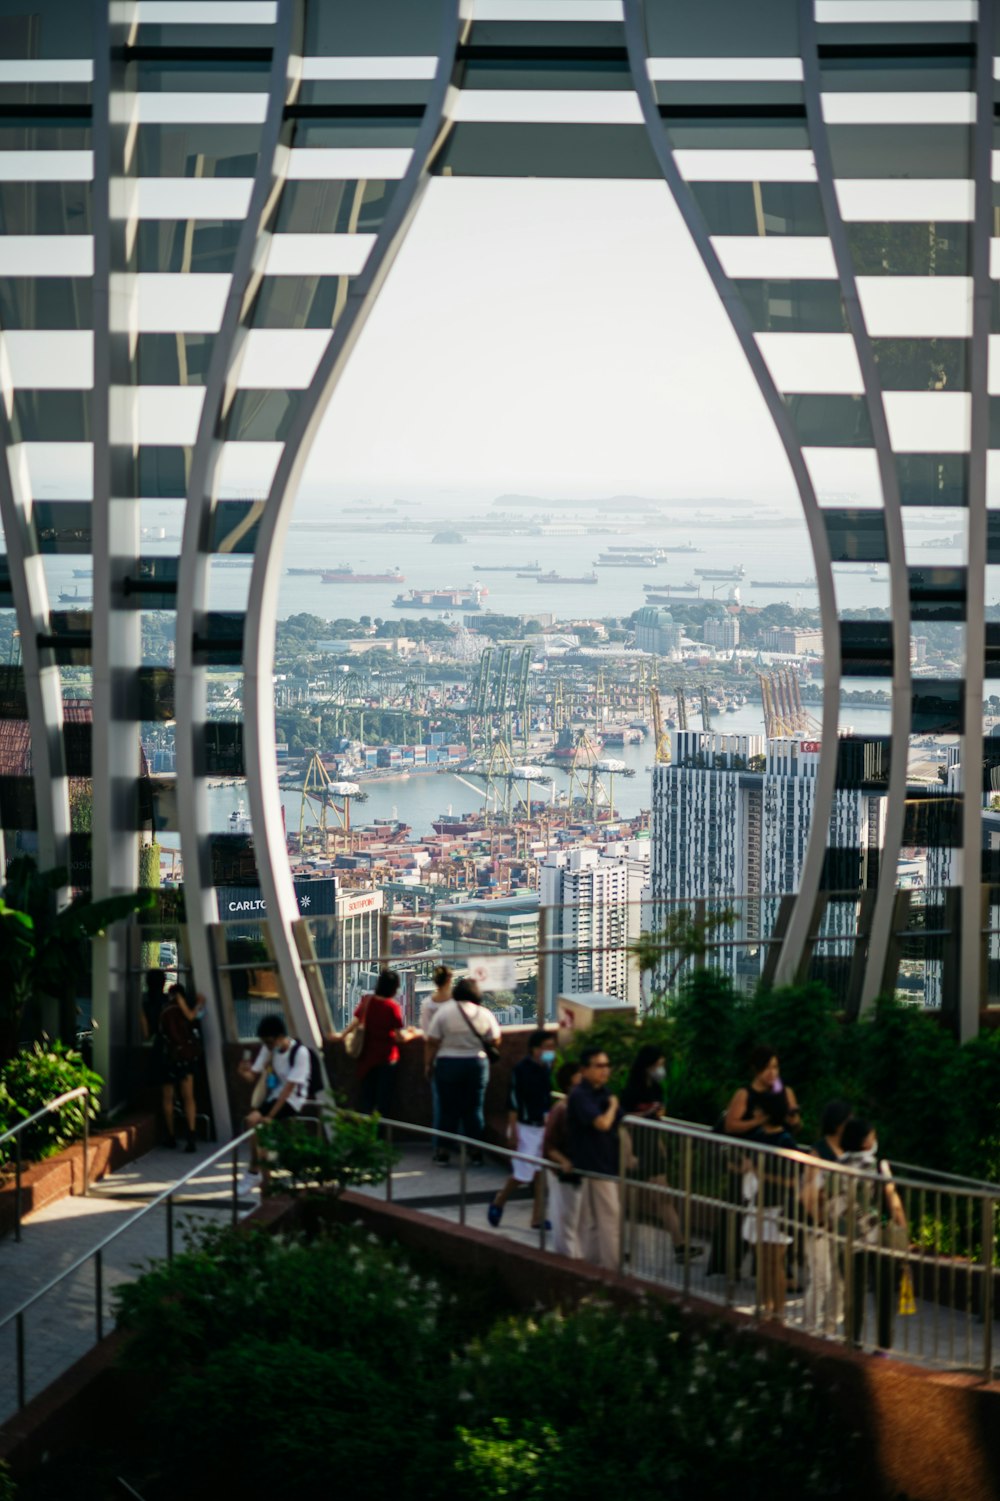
337;890;383;918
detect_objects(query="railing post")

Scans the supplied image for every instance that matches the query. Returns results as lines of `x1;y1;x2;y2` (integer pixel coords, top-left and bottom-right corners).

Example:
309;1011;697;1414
82;1088;91;1198
14;1133;22;1244
682;1134;694;1296
536;905;550;1026
95;1249;104;1342
15;1310;25;1409
982;1196;995;1380
231;1143;238;1228
843;1187;857;1349
459;1141;467;1226
618;1128;628;1276
378;910;391;970
754;1154;764;1321
166;1196;174;1262
385;1122;393;1203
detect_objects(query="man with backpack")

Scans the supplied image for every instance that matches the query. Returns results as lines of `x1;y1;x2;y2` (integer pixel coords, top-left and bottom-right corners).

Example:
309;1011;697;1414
238;1014;320;1194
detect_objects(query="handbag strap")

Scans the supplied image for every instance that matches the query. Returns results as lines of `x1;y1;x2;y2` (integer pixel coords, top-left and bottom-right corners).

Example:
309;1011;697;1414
456;1001;490;1052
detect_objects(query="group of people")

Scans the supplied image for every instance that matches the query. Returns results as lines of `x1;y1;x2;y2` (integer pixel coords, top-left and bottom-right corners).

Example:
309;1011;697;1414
719;1046;908;1343
145;965;908;1343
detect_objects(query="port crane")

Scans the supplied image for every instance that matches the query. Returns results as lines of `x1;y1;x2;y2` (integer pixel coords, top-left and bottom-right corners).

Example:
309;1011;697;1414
650;688;671;765
757;667;821;739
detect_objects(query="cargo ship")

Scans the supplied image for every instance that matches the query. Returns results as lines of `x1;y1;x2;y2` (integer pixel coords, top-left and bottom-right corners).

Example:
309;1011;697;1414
323;564;405;583
432;812;485;835
606;545;668;558
551;725;603;760
474;561;540;572
644;581;701;596
693;564;745;580
750;577;817;588
534;571;598;585
392;585;485;610
595;553;658;567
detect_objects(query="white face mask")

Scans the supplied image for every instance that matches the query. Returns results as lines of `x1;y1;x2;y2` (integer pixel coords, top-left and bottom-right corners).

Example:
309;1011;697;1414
859;1141;879;1165
649;1065;666;1082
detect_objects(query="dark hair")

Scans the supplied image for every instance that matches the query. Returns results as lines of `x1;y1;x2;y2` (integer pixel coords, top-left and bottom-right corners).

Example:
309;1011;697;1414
145;969;166;995
374;969;401;998
621;1043;665;1113
841;1117;874;1156
452;978;480;1004
749;1044;777;1077
820;1099;852;1138
256;1014;287;1042
527;1029;550;1053
169;981;190;1002
580;1045;609;1069
432;965;453;988
556;1060;582;1092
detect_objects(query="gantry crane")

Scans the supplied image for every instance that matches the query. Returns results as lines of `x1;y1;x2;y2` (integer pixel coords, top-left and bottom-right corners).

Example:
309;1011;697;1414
650;687;671;764
675;685;688;731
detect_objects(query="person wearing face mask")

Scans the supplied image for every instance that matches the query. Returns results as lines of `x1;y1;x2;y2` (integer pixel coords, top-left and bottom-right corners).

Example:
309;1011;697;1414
621;1044;702;1263
840;1117;908;1353
488;1029;555;1230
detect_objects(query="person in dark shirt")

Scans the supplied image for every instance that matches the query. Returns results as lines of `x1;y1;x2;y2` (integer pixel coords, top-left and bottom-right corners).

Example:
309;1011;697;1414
488;1029;555;1230
567;1045;621;1269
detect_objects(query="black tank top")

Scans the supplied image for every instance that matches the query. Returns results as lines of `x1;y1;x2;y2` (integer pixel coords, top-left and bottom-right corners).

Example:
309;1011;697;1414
742;1084;771;1121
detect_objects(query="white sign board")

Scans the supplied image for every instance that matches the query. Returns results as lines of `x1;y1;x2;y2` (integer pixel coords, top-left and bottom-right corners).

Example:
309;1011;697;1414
465;955;517;992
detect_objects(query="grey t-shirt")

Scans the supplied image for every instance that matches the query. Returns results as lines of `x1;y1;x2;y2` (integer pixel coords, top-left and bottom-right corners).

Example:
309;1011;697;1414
427;999;500;1060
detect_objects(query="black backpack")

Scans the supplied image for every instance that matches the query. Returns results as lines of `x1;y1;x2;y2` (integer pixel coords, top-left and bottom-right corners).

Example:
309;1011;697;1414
290;1040;324;1101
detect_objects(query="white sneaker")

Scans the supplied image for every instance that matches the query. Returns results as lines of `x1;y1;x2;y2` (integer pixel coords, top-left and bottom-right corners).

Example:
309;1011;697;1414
238;1170;263;1195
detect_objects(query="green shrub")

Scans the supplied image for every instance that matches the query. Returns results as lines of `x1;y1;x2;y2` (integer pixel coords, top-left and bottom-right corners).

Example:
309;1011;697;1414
453;1303;855;1499
0;1042;101;1162
853;997;958;1170
107;1222;855;1501
945;1026;1000;1183
256;1101;396;1197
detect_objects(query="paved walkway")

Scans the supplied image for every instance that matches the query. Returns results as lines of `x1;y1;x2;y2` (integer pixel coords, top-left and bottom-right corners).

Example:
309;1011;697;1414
0;1144;252;1421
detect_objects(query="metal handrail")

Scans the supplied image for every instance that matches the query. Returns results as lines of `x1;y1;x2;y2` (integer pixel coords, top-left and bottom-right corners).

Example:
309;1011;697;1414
0;1087;92;1243
0;1126;256;1410
640;1111;1000;1202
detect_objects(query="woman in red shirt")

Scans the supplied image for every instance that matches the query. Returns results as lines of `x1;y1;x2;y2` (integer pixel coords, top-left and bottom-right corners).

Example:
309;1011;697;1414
337;969;413;1116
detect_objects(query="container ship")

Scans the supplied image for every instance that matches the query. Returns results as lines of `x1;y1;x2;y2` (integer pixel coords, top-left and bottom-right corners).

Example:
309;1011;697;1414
323;564;405;583
392;585;485;610
534;570;598;585
474;561;540;572
693;564;745;581
594;553;658;567
550;725;603;760
750;577;817;588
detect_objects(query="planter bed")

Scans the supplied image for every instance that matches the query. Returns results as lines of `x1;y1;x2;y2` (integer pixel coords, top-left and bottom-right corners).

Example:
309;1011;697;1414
0;1113;156;1238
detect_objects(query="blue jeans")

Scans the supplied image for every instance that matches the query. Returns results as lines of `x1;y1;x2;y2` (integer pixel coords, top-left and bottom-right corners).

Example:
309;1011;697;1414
434;1056;489;1153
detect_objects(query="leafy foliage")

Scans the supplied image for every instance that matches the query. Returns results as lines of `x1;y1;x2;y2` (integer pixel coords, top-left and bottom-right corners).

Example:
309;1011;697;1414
256;1102;396;1197
103;1223;856;1501
0;1042;102;1162
0;856;154;1045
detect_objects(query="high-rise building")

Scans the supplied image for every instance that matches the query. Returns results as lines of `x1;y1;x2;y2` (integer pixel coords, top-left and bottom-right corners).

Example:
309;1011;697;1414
704;615;740;651
651;734;886;992
540;842;649;1010
634;606;683;656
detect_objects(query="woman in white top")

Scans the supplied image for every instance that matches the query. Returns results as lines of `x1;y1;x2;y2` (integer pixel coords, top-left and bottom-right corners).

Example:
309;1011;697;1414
420;966;453;1155
419;964;453;1034
425;977;501;1166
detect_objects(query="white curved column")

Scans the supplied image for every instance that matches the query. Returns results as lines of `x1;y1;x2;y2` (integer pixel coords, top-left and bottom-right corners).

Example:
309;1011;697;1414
623;0;842;988
0;386;71;885
799;0;913;1013
174;0;300;1139
242;0;471;1045
960;0;993;1038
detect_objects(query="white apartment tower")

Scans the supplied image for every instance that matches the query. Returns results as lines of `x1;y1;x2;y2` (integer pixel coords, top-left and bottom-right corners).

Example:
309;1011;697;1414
540;841;649;1010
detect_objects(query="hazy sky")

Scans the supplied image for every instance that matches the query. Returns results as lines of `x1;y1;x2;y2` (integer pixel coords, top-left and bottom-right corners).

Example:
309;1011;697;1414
300;177;801;508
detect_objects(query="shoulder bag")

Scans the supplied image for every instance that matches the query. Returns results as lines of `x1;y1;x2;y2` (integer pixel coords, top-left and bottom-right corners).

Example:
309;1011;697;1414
345;994;370;1060
456;1001;501;1064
